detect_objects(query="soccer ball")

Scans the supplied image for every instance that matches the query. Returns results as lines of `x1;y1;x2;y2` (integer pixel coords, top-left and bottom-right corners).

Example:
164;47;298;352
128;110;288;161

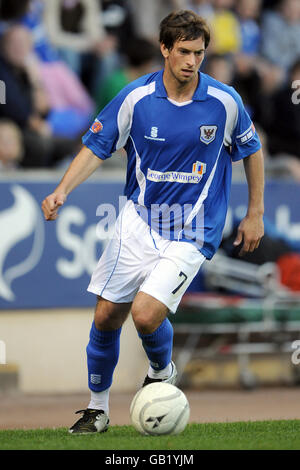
130;382;190;436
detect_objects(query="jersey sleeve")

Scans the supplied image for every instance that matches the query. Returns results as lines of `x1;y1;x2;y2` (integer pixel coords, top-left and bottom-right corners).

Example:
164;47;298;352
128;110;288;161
82;85;133;160
230;89;262;162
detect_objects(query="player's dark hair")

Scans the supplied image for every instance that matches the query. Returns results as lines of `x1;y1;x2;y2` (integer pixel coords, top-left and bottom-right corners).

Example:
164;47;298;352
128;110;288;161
159;10;210;50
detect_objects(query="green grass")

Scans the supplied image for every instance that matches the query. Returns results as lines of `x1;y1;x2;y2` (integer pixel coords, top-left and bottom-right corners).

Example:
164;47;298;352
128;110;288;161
1;420;300;450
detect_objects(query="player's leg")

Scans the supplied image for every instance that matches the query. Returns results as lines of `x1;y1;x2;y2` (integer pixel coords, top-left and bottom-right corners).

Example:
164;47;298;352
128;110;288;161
131;292;176;386
70;201;150;434
86;296;131;410
69;297;131;434
133;240;206;387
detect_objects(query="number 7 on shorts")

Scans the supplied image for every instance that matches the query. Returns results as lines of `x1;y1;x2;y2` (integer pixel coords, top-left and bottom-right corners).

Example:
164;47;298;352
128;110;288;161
172;271;188;295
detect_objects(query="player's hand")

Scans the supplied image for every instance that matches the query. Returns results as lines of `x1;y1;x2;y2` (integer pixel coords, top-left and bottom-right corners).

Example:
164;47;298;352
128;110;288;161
41;192;66;221
233;214;264;257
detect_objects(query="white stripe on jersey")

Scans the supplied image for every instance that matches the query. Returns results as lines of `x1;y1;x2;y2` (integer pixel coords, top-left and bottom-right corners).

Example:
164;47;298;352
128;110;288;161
130;135;146;206
207;86;238;146
116;81;156;150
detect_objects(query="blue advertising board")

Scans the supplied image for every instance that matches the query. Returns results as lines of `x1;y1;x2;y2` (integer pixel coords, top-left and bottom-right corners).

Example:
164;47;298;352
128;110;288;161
0;178;300;309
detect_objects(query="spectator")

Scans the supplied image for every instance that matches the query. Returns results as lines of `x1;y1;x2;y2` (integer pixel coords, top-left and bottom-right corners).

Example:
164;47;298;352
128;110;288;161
0;0;31;34
129;1;184;42
232;62;264;119
37;58;95;138
264;59;300;180
19;0;61;63
89;0;138;95
0;22;94;136
232;0;284;123
0;25;46;132
43;0;107;78
0;0;31;20
0;119;24;170
0;25;78;167
178;1;214;20
100;0;136;51
94;37;158;111
2;0;116;95
260;0;300;72
235;0;262;56
203;53;234;84
18;1;95;111
208;0;241;55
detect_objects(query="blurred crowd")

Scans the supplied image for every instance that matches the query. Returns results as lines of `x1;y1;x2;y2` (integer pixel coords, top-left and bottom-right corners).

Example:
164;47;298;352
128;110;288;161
0;0;299;179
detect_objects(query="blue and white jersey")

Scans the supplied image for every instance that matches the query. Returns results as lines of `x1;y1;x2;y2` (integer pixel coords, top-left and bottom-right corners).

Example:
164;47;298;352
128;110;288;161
83;70;261;259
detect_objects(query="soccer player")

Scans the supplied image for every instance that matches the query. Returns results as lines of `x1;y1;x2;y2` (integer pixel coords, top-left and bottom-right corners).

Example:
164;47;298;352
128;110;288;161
41;10;264;434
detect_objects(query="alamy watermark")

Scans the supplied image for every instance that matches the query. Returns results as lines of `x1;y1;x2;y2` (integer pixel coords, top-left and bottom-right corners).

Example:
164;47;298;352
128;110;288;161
0;340;6;365
95;196;204;244
291;340;300;365
291;80;300;105
0;80;6;104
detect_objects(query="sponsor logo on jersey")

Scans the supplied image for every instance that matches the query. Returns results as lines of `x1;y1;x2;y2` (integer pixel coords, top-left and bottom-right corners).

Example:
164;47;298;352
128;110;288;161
192;161;207;175
144;126;166;141
147;161;206;184
200;125;217;144
91;119;103;133
151;127;158;138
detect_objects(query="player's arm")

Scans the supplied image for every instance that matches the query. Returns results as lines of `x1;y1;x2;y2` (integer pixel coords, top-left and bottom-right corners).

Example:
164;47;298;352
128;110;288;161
41;146;103;221
233;148;265;256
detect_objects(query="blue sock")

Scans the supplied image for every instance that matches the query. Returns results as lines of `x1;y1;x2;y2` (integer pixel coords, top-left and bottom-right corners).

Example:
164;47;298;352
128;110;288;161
86;321;122;392
138;318;173;371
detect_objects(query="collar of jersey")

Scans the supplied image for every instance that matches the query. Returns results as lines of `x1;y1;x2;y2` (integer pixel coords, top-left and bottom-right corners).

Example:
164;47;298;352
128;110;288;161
155;69;208;101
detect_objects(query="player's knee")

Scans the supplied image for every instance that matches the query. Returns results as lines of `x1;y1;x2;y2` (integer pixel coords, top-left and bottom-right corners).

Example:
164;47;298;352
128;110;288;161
94;308;123;330
132;310;158;335
94;297;130;330
132;292;169;335
94;311;122;330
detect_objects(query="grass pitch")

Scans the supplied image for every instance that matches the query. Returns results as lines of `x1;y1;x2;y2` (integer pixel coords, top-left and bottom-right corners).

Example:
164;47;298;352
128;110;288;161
1;420;300;450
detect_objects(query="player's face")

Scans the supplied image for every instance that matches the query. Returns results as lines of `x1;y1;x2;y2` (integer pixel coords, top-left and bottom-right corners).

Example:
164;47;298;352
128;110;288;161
161;36;206;85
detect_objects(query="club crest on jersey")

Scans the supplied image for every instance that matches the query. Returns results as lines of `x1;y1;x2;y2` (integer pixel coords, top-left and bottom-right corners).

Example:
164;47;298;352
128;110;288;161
192;161;207;175
200;125;217;145
91;119;103;133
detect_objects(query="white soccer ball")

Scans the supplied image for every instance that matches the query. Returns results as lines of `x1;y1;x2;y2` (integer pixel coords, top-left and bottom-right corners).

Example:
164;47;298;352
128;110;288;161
130;382;190;436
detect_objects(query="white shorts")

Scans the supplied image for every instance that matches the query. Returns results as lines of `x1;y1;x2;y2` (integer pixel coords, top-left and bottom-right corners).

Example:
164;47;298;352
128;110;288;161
87;200;206;313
